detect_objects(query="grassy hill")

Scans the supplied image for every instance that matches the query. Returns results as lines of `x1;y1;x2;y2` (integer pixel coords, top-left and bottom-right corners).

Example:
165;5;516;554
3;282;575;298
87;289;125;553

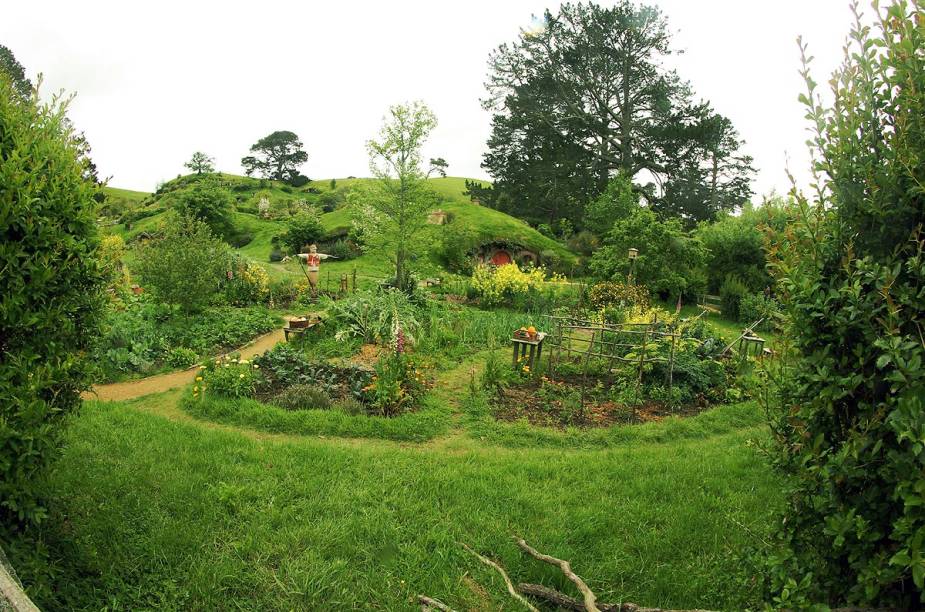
102;174;577;284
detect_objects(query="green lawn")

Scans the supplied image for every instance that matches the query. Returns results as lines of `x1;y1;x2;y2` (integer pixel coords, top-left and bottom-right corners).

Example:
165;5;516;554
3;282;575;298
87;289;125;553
102;185;149;204
23;388;777;610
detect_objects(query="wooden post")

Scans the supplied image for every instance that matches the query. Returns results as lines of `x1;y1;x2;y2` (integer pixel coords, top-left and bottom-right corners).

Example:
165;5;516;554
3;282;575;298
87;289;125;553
580;331;596;409
634;325;649;422
668;328;677;404
352;266;357;293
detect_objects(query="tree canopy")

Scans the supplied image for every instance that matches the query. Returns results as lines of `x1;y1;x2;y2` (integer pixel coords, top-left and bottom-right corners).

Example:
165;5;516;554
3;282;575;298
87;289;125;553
360;101;441;289
185;151;215;174
0;43;31;99
241;131;308;183
480;1;754;227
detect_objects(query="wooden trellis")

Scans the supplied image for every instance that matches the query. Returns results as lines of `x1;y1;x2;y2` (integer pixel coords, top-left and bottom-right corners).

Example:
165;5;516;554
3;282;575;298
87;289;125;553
541;315;680;419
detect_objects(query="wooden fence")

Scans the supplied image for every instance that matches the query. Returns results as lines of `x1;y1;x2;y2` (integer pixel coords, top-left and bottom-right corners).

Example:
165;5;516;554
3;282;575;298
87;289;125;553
542;314;680;417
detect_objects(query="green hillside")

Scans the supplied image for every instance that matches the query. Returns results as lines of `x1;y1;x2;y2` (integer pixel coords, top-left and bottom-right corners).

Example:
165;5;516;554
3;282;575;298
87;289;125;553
103;186;149;203
102;174;577;283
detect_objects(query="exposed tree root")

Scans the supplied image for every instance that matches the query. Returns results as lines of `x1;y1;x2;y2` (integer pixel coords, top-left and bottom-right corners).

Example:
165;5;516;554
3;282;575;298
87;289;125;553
461;543;539;611
417;594;456;611
513;535;601;611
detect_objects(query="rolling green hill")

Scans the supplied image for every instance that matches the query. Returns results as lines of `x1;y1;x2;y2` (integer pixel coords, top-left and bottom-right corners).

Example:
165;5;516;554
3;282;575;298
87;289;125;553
101;174;577;283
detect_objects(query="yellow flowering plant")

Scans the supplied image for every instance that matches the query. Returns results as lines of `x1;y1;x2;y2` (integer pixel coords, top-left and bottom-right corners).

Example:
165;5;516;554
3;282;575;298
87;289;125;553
470;263;550;307
224;256;270;306
197;354;261;398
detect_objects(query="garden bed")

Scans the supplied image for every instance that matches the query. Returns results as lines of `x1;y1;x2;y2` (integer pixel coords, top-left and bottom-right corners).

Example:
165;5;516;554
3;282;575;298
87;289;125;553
491;377;710;429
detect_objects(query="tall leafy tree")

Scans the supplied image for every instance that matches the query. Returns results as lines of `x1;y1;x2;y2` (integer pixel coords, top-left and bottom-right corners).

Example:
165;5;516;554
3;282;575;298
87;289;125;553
481;2;753;225
0;43;31;99
241;130;308;182
185;151;215;174
361;101;442;288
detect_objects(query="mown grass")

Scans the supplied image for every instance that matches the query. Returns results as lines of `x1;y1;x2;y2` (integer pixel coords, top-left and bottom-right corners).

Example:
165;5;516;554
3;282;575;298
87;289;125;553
183;393;452;442
20;394;778;610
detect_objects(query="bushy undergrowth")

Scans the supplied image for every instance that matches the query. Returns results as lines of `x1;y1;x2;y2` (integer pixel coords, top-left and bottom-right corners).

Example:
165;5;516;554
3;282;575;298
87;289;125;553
198;354;260;398
93;298;279;381
327;288;421;345
469;263;558;308
0;74;105;527
761;4;925;606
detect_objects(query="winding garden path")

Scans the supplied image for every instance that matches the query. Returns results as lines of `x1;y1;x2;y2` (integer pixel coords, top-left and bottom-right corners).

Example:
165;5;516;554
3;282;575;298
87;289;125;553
85;316;298;402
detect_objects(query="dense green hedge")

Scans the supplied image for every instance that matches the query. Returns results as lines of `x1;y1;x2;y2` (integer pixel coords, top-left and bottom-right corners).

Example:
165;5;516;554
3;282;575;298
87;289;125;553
0;76;105;526
764;4;925;606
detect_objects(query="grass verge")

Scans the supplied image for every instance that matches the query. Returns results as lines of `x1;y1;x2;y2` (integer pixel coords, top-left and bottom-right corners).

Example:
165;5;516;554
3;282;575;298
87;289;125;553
15;396;778;610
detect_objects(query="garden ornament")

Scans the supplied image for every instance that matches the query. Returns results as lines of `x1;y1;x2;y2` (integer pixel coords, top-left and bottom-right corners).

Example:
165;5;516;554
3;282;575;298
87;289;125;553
297;244;337;296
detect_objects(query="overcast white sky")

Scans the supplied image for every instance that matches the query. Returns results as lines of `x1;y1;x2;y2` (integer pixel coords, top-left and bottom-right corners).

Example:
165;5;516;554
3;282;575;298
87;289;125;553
4;0;854;197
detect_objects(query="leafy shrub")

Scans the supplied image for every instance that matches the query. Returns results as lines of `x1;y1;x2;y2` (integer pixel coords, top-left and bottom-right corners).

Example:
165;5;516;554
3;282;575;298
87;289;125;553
318;189;344;212
719;275;748;321
470;263;548;307
439;223;479;273
268;277;299;307
269;248;284;262
169;178;234;236
200;355;259;398
270;384;332;411
99;234;129;302
134;212;230;313
696;202;787;294
589;204;707;300
566;230;599;256
226;231;253;248
329;289;421;345
738;292;779;329
281;209;324;253
288;174;310;187
762;5;925;606
0;74;106;527
166;347;198;369
587;281;650;312
224;256;270;306
539;248;561;271
364;353;429;417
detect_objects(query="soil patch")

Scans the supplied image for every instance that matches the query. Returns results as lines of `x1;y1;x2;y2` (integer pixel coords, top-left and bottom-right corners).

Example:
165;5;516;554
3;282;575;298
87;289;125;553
350;343;382;369
491;382;708;429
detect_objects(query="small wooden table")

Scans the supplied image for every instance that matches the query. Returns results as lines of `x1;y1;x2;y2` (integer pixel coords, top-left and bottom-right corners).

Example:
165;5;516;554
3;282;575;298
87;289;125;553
512;332;547;370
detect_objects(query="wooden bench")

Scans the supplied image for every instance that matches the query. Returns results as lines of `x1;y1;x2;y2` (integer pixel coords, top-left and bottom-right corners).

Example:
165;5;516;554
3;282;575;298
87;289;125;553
283;318;322;342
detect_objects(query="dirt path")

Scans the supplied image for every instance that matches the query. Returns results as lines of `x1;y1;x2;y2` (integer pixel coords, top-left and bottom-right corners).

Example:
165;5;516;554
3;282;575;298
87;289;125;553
85;318;297;402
